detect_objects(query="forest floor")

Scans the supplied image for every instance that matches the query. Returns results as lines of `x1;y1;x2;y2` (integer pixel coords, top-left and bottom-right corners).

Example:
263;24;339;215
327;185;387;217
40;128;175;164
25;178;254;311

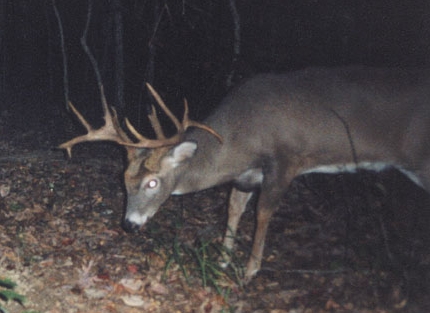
0;127;429;313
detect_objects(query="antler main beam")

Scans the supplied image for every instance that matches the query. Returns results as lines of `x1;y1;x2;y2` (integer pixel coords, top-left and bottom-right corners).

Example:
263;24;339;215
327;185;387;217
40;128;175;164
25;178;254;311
59;84;222;156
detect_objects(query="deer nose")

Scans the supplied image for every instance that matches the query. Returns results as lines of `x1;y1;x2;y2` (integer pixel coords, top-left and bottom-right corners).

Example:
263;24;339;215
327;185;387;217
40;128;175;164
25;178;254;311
122;219;141;233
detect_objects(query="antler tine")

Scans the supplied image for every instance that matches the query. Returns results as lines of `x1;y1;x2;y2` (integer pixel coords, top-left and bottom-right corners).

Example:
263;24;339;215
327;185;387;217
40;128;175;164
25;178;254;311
124;117;150;142
99;85;132;143
148;105;166;139
123;106;167;142
145;83;183;133
182;99;223;143
59;102;94;158
59;86;133;157
68;101;93;133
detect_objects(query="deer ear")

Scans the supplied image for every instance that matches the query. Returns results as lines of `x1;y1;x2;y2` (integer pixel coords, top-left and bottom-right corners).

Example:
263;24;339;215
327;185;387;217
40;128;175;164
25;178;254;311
164;141;197;168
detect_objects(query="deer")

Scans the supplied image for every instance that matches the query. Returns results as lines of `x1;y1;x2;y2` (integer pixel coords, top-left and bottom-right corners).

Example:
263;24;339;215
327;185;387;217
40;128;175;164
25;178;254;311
60;66;430;283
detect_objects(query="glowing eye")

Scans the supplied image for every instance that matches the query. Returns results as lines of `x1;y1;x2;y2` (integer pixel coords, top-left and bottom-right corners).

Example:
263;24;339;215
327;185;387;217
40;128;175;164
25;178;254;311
146;179;158;189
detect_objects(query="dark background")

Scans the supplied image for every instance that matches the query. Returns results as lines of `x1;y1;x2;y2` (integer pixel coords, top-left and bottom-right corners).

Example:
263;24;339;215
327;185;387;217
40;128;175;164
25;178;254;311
1;0;430;143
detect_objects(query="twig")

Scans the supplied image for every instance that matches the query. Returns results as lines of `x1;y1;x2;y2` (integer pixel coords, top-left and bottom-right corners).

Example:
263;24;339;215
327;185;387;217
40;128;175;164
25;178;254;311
51;0;69;111
226;0;241;87
80;0;111;116
81;0;102;90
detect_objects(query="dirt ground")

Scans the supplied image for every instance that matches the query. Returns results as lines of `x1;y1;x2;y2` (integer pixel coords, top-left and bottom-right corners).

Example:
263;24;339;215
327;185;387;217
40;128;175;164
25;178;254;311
0;129;429;313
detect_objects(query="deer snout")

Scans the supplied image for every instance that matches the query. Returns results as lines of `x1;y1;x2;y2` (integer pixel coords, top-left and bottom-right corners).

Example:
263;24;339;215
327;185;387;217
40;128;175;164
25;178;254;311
122;212;148;233
122;219;142;233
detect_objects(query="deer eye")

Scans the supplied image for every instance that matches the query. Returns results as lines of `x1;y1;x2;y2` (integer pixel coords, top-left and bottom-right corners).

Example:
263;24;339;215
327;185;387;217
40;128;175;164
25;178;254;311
146;179;158;189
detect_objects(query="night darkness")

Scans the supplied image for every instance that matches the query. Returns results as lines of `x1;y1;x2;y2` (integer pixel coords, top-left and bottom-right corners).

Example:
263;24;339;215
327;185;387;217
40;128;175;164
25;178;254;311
1;0;429;142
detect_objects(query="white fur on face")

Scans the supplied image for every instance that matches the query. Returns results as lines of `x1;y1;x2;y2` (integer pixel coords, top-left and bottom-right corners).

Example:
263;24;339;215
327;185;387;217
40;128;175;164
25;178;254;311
126;212;148;226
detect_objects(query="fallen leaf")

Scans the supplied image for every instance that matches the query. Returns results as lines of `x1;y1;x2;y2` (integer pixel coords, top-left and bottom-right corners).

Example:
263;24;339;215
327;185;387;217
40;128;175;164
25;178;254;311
120;295;145;307
0;184;10;197
39;258;55;267
84;287;108;299
119;278;143;293
148;281;169;295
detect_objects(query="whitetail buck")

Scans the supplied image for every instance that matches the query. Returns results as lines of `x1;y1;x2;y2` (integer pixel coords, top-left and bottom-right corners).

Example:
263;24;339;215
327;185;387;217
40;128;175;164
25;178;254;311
60;66;430;283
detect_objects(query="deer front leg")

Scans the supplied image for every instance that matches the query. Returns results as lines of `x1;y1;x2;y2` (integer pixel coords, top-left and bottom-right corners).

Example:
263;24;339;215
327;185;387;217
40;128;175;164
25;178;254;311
220;187;253;268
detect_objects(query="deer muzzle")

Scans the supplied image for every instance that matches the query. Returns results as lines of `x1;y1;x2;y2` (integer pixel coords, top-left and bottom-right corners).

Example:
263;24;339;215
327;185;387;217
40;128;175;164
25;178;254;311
122;212;148;233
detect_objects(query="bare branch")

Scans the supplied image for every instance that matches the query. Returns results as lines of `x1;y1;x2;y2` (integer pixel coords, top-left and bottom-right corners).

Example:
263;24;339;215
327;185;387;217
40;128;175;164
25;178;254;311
51;0;69;111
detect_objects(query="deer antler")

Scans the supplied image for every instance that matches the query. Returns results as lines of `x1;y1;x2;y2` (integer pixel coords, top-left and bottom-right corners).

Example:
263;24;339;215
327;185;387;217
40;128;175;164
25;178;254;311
59;84;222;156
121;83;223;148
59;85;133;157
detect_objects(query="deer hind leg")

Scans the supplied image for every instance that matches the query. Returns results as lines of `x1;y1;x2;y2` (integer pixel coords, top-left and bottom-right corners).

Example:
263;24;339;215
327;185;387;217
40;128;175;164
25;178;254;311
244;155;297;282
220;187;253;268
244;188;280;282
